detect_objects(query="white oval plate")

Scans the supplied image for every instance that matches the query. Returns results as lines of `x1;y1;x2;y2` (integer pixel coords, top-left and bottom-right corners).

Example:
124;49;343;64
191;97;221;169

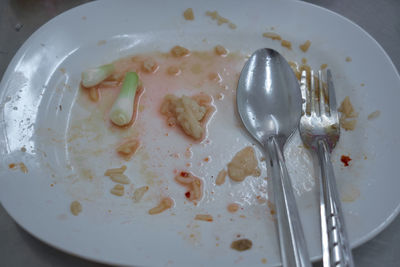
1;0;400;266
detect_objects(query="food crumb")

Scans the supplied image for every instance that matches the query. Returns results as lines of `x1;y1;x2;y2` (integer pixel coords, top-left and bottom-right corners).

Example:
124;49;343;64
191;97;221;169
133;186;149;202
227;203;240;213
228;146;260;182
116;139;140;160
262;32;282;41
88;87;99;102
215;169;227;185
301;58;307;64
20;147;26;152
70;201;82;216
299;40;311;52
367;110;380;120
183;8;194;20
261;258;267;264
171;45;190;57
148;197;174;215
97;40;106;46
110;184;125;196
214;45;228;56
281;40;292;50
194;214;213;222
175;171;203;203
320;63;328;70
167;66;181;76
9;162;28;173
340;155;352;167
231;239;253;251
205;10;236;29
346;56;352;62
338;96;358;131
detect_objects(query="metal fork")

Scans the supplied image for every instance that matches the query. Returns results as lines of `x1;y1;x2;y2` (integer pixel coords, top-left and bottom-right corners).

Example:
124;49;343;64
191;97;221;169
299;69;354;267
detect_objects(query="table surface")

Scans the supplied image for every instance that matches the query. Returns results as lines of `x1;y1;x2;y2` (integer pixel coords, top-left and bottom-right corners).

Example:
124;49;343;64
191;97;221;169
1;0;399;266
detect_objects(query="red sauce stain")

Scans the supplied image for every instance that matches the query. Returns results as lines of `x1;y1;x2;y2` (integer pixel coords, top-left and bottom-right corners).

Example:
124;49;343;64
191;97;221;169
185;191;191;198
9;163;16;169
341;155;352;166
180;171;189;177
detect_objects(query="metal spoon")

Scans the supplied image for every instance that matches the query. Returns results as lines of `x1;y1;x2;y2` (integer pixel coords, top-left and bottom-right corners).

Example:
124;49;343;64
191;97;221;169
237;48;311;267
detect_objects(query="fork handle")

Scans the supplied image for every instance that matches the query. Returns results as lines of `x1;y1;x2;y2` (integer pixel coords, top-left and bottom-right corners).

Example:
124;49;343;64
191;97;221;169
266;137;311;267
317;139;354;267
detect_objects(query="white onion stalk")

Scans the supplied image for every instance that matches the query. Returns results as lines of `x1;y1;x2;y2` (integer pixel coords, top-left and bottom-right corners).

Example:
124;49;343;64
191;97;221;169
110;72;139;126
81;63;115;87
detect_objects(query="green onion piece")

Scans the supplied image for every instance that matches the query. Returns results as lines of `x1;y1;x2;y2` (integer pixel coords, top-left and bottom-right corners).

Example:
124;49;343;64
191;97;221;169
110;72;139;126
81;63;115;87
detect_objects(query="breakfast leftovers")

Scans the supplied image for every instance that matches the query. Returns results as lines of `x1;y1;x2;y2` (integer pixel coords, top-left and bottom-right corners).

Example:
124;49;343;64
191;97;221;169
262;32;282;41
148;197;173;215
214;45;228;56
231;238;253;251
228;146;260;182
133;186;149;203
367;110;380;120
171;45;190;57
116;139;140;160
299;40;311;52
338;96;358;131
160;94;214;140
70;201;82;216
110;184;125;196
340;155;352;167
227;203;240;213
194;214;213;222
215;169;227;185
281;40;292;50
206;10;236;29
183;8;194;20
175;171;203;203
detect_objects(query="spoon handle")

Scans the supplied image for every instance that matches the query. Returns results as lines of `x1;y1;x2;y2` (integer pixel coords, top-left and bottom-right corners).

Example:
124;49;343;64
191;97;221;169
266;137;311;267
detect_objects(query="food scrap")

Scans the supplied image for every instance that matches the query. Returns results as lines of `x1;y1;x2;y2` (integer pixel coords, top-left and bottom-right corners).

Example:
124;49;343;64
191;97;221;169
205;10;236;29
346;56;352;62
183;8;194;20
160;94;214;140
171;45;190;57
299;40;311;52
148;197;173;215
262;32;282;41
104;165;130;184
228;146;260;182
8;162;28;173
338;96;358;131
214;45;228;56
110;184;125;196
116;139;140;160
133;186;149;203
281;40;292;50
70;201;82;216
340;155;352;167
215;169;227;185
367;110;381;120
194;214;213;222
231;238;253;251
227;203;240;213
175;171;203;203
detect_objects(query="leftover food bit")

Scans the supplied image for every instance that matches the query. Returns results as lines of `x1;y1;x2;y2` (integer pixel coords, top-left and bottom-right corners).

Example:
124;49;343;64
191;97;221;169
20;147;27;152
105;165;130;184
160;94;214;140
231;239;253;251
171;45;190;57
88;87;99;102
133;186;149;203
109;72;139;127
183;8;194;20
320;63;328;70
281;40;292;50
205;10;236;29
227;203;240;213
214;45;228;56
346;56;352;62
81;63;115;88
70;201;82;216
267;200;276;216
8;162;28;173
215;169;227;185
338;96;358;131
299;40;311;52
116;139;140;160
141;58;159;73
262;32;282;41
367;110;381;120
340;155;352;167
175;171;203;203
148;197;174;215
194;214;213;222
110;184;125;196
228;146;260;182
167;66;181;76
